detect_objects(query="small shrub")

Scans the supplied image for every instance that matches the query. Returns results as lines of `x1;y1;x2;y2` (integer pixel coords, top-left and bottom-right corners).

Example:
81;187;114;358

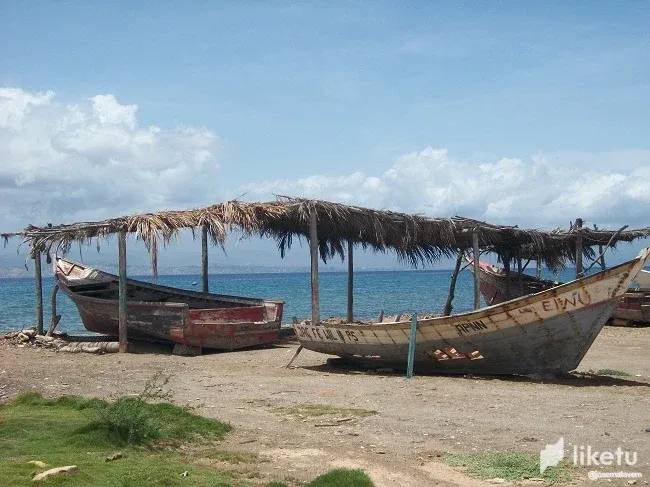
89;372;173;444
91;396;161;444
307;469;375;487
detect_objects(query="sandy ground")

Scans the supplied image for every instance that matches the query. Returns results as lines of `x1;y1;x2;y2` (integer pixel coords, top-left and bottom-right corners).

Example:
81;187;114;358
1;326;648;487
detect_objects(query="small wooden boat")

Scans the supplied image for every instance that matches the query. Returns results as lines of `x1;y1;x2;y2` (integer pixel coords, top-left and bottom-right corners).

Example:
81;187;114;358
55;258;283;350
470;260;558;305
293;248;649;375
471;259;650;326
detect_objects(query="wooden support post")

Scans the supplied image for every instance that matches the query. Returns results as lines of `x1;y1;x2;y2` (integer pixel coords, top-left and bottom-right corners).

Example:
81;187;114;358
575;218;583;279
594;224;606;270
285;345;304;368
517;251;523;297
47;285;61;336
536;259;542;279
118;231;128;353
472;229;481;310
503;253;511;299
34;247;43;335
406;313;417;379
201;225;209;293
347;240;353;322
309;209;320;325
443;252;463;316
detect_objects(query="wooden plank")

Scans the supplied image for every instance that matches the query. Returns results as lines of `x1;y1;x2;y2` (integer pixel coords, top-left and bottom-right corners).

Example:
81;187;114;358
575;218;583;279
118;231;128;353
443;252;463;316
310;209;320;324
188;307;265;323
201;225;209;293
406;314;417;378
34;248;43;335
472;229;481;310
347;240;353;322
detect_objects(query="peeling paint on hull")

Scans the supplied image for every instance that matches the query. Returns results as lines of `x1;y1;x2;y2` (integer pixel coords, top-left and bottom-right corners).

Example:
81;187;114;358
56;258;283;351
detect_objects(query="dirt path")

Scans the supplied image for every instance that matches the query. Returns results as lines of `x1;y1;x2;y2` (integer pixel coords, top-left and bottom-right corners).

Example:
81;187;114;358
1;326;649;486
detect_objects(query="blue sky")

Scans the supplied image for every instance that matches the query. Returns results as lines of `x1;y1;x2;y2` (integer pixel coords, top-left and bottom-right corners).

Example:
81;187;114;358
1;1;649;269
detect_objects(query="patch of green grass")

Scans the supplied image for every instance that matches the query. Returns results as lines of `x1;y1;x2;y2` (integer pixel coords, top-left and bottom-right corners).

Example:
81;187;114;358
444;452;572;484
307;469;374;487
595;368;631;377
0;391;377;487
0;392;238;486
274;403;377;418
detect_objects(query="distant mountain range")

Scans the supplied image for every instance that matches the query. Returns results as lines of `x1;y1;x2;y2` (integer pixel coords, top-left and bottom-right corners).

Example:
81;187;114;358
0;259;424;278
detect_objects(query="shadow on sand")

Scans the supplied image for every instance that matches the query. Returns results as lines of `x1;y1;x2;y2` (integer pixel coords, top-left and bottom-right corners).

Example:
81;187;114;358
299;358;650;388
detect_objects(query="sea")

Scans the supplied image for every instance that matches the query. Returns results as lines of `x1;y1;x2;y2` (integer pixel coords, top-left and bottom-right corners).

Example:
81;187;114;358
0;267;580;335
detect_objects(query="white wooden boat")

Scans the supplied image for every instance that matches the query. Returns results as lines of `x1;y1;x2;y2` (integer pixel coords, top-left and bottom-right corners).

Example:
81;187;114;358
471;258;650;326
293;248;650;375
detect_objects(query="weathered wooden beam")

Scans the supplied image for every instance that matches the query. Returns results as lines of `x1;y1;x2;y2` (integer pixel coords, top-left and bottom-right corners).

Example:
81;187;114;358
118;231;128;353
575;218;583;279
47;285;61;336
517;251;523;297
347;240;353;322
443;252;463;316
309;209;320;325
201;225;209;293
472;229;481;310
406;314;417;379
34;248;43;335
536;259;542;279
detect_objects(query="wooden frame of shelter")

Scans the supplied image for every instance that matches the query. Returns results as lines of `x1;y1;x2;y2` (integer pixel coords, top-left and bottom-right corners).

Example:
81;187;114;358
3;197;649;352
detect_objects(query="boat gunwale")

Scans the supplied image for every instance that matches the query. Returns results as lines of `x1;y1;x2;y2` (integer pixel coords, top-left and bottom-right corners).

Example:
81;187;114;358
295;248;649;332
476;262;559;286
55;257;284;307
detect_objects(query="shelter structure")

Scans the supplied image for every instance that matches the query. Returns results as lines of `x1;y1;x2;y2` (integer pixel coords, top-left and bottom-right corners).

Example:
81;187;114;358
3;197;649;351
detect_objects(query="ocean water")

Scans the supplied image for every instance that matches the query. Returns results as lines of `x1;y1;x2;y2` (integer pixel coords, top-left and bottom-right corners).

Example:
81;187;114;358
0;267;579;335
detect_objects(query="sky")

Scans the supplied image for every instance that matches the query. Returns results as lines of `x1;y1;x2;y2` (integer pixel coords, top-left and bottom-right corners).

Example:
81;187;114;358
1;1;649;270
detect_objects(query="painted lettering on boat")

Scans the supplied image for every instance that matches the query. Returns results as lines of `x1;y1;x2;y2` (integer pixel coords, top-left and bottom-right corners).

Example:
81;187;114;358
454;320;488;336
295;326;358;342
541;292;591;312
296;326;311;339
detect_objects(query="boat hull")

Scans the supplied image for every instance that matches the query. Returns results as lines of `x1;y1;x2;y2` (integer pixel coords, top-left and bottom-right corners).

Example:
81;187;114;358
474;261;650;326
294;248;649;375
56;259;283;350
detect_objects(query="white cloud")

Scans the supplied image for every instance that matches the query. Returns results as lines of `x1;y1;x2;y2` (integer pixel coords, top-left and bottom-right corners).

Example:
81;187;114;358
242;147;650;229
0;87;221;230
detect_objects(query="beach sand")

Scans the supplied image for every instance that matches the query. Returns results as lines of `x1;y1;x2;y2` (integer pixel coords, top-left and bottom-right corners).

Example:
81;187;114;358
1;326;648;486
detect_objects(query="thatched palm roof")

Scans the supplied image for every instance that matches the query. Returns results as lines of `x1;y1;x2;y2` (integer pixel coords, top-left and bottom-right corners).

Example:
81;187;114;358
3;197;649;273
